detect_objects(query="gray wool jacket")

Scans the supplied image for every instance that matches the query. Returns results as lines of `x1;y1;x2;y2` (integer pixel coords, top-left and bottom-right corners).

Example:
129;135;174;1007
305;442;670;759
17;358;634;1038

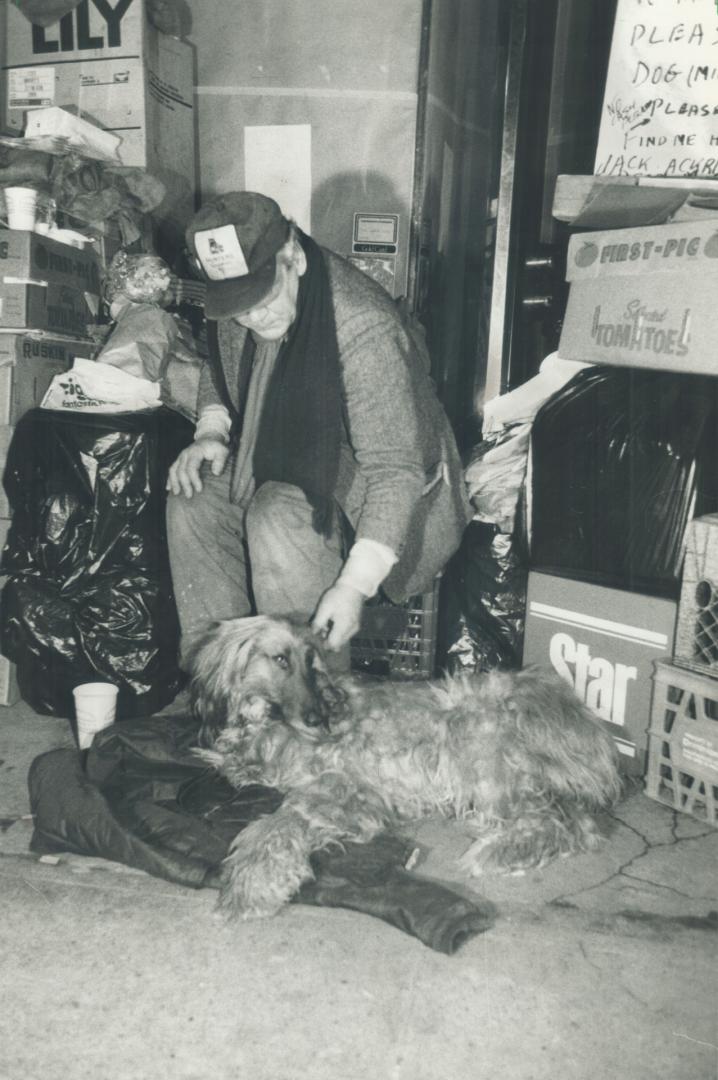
199;247;472;601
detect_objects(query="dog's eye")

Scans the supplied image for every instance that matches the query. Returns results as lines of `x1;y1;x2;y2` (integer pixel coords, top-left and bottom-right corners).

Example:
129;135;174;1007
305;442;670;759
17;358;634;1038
272;653;290;670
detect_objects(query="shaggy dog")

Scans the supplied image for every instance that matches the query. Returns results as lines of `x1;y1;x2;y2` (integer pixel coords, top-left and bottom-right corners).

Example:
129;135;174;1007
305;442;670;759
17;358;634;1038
191;615;622;919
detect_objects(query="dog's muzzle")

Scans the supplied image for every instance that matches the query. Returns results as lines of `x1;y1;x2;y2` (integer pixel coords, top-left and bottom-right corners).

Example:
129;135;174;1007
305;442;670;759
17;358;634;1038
304;679;348;732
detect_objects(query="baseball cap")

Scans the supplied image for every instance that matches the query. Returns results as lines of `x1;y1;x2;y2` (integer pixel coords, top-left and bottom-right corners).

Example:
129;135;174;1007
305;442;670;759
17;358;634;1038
185;191;291;319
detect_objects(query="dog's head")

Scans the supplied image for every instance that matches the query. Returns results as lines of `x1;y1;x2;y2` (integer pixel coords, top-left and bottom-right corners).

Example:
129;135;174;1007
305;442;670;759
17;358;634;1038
190;615;347;747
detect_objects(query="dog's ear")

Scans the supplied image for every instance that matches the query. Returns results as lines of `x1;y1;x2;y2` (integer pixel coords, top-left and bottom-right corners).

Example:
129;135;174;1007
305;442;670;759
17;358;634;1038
190;616;273;746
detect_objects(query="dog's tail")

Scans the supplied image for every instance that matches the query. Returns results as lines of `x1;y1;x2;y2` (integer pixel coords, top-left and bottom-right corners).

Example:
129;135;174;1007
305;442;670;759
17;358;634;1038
477;667;623;810
460;794;606;876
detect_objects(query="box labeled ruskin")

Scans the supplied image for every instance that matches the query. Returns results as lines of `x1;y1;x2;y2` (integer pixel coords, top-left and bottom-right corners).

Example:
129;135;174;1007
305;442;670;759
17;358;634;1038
558;220;718;374
523;571;677;774
0;332;94;424
0;282;96;336
0;230;101;294
0;331;94;369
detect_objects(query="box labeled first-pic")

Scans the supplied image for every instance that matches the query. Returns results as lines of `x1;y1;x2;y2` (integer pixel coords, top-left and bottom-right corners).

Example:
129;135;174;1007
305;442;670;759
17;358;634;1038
523;571;677;773
558;220;718;375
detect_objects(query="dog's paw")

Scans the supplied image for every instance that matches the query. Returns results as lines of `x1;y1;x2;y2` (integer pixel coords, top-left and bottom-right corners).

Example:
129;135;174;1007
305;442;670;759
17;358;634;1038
216;818;313;920
215;857;290;920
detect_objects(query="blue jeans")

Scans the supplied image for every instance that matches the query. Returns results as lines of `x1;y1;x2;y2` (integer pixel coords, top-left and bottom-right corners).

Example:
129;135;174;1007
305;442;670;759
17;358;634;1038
166;472;345;668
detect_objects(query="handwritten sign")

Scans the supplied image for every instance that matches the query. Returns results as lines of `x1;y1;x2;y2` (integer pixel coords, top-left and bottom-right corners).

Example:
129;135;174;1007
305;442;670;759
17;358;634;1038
595;0;718;179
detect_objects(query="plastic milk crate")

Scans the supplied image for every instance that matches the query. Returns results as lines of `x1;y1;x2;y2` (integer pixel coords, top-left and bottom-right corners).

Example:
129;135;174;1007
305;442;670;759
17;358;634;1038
674;514;718;677
350;577;440;680
645;660;718;826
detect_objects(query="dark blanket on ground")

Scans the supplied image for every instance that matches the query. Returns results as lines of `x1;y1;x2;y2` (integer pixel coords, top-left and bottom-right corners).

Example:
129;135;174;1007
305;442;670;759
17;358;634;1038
27;713;496;954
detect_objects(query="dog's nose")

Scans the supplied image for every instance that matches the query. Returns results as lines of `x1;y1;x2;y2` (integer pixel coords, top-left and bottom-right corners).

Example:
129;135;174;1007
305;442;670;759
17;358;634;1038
303;709;331;731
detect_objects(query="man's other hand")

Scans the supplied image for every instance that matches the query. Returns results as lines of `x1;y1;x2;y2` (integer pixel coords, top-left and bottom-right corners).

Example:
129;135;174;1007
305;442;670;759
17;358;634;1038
166;438;230;498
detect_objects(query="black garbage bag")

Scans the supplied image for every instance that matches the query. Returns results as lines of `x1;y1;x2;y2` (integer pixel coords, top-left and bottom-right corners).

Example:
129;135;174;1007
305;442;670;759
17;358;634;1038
28;713;496;954
530;366;718;597
0;407;193;718
439;520;528;674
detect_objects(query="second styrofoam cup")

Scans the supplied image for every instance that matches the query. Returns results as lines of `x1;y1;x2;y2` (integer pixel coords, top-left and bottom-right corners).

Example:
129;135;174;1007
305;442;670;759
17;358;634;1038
4;186;38;230
73;682;119;750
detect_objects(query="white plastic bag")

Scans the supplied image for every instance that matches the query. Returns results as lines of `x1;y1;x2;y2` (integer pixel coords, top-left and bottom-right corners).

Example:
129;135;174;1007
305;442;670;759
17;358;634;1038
41;357;162;414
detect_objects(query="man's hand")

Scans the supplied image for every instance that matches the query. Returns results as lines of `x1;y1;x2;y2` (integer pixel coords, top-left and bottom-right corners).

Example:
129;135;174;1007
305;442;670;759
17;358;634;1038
312;582;365;651
166;437;230;498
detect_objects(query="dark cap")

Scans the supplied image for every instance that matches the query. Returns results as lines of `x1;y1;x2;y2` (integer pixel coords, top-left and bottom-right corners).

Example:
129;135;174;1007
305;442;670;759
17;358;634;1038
185;191;291;319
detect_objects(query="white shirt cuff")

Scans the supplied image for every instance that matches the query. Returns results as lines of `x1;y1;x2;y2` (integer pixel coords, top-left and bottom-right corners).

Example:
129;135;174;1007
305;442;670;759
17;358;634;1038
195;405;231;443
337;538;398;598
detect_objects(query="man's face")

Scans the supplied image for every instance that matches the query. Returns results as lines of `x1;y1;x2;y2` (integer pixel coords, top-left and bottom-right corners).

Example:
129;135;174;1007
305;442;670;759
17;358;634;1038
232;252;302;341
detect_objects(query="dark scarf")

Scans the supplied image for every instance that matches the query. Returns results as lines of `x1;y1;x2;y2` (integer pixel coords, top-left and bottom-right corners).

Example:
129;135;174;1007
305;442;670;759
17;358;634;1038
247;232;342;535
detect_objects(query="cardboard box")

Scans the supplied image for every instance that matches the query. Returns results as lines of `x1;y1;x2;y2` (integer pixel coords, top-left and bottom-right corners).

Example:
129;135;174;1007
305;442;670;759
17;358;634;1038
1;0;196;249
523;571;677;774
0;281;97;335
558;220;718;374
0;331;94;368
0;332;94;423
0;230;101;294
0;424;14;518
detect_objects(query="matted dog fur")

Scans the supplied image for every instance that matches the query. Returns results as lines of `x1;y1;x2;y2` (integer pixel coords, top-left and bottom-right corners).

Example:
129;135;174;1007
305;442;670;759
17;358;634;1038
191;615;622;919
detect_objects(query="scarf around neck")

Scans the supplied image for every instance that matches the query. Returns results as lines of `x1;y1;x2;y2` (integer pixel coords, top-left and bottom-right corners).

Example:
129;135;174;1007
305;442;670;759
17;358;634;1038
249;232;342;535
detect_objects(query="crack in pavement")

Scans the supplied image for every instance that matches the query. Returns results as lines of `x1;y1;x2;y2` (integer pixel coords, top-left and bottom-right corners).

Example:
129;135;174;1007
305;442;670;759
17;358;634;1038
549;809;718;909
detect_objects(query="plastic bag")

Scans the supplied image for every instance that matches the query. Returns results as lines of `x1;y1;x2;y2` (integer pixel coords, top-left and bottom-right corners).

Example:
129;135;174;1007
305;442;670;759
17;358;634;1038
465;422;530;535
95;304;201;421
529;365;718;596
0;407;193;717
439;521;528;674
94;252;201;420
41;356;162;413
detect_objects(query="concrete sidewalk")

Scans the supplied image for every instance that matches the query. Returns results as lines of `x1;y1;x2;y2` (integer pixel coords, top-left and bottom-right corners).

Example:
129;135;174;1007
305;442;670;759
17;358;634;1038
1;699;716;1080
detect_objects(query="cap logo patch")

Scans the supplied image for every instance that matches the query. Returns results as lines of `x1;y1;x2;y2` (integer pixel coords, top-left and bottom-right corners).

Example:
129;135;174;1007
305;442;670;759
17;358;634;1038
194;225;250;280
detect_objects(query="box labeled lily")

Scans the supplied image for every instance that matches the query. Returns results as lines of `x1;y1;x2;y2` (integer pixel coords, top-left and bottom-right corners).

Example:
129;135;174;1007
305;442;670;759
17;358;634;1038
558;220;718;375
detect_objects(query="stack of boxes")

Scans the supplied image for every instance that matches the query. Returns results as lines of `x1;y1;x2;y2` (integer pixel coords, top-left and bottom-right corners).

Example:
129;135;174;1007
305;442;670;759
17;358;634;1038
0;0;197;704
0;230;100;703
0;0;196;256
523;201;718;787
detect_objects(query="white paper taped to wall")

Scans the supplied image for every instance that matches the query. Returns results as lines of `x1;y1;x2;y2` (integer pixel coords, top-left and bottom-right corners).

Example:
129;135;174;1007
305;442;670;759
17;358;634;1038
244;125;312;232
595;0;718;181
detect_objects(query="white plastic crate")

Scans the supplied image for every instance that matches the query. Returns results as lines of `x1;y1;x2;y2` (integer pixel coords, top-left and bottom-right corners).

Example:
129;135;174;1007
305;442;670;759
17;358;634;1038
646;659;718;826
674;514;718;676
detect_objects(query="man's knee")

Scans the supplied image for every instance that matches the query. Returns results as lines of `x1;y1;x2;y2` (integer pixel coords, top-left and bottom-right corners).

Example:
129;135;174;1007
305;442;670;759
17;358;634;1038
246;481;307;542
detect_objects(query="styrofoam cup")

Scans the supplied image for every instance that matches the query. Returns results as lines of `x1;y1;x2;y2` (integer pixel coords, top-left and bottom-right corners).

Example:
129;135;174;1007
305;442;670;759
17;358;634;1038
4;186;38;230
73;682;119;750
